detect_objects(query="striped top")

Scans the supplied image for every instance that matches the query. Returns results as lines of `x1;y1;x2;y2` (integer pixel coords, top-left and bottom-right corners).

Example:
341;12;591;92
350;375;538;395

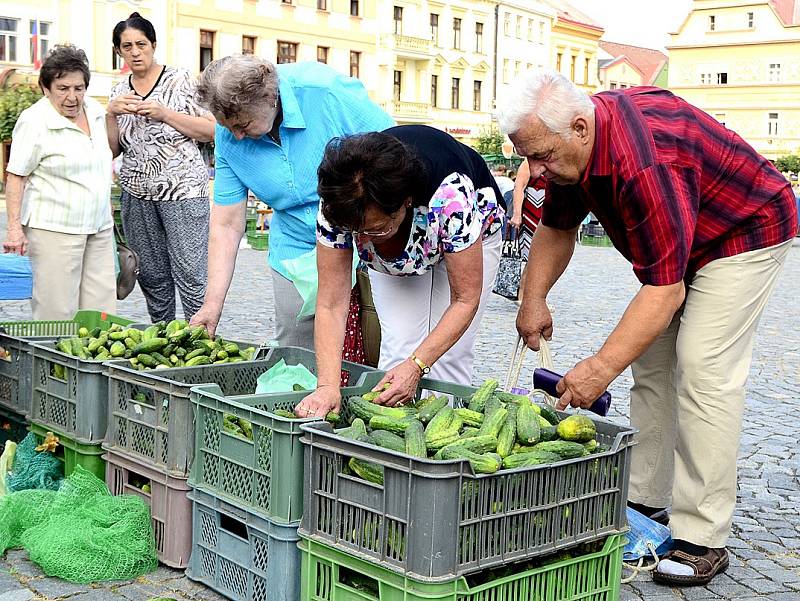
213;61;394;279
543;87;798;285
7;96;113;234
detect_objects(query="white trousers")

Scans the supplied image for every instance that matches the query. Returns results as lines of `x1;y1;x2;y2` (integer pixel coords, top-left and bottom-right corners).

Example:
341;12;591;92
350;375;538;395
368;230;502;385
25;226;117;321
628;239;792;547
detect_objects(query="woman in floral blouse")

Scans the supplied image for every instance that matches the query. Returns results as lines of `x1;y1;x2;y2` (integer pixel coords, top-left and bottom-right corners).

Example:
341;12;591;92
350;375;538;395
296;125;504;416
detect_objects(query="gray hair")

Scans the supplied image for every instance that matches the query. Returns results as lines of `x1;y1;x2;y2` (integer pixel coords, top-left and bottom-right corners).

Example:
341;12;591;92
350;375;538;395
195;54;279;120
497;69;594;138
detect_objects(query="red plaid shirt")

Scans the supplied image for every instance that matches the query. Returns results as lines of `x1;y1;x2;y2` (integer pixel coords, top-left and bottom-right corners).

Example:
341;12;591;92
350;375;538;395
542;87;798;285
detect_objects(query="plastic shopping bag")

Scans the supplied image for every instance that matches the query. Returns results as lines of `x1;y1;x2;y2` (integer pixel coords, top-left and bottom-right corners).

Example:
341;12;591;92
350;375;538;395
255;359;317;394
0;441;18;497
621;507;673;583
282;248;360;321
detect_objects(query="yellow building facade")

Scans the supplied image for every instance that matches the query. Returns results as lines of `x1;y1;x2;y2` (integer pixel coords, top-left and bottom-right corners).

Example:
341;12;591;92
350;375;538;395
668;0;800;160
545;1;603;93
2;0;605;146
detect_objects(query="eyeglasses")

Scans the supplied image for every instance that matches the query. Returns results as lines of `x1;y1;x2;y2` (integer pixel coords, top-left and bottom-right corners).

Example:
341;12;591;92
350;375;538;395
352;207;406;238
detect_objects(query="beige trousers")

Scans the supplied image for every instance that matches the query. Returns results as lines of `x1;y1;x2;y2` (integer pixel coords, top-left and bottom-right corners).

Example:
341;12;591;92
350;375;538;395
628;239;792;547
25;226;117;321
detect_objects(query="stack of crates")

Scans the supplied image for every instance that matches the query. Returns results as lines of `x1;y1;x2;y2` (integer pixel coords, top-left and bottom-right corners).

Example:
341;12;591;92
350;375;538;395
296;376;635;601
100;338;268;568
0;310;135;475
185;348;377;601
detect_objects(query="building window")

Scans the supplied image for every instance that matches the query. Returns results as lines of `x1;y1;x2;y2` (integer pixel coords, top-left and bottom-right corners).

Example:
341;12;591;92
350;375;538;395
747;11;754;28
570;55;576;81
700;72;711;84
475;22;483;53
556;52;562;72
539;21;545;43
350;50;360;78
112;46;123;70
714;113;726;127
282;0;292;3
528;19;534;42
453;18;461;49
242;35;256;55
451;77;460;109
350;0;360;17
768;112;779;136
584;57;590;84
431;74;438;107
317;0;327;9
769;63;781;82
200;30;214;71
473;80;482;111
709;15;716;31
716;72;727;84
515;61;521;77
393;70;402;101
503;59;510;84
516;15;522;38
277;41;298;64
504;14;511;36
610;82;617;90
430;14;439;45
317;46;329;63
394;6;403;35
0;17;19;62
29;20;49;65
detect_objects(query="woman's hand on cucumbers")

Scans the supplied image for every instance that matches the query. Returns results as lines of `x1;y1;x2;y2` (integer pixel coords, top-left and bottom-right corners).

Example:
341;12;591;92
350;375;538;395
190;304;221;338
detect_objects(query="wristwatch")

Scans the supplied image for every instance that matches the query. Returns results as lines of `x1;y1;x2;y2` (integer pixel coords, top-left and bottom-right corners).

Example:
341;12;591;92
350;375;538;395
410;354;431;375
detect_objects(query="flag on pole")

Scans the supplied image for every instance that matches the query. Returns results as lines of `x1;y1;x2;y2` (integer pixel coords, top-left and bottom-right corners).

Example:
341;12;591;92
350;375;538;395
32;20;41;70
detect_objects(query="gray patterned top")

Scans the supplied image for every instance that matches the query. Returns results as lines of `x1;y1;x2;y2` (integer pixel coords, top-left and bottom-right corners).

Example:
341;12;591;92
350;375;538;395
110;66;209;201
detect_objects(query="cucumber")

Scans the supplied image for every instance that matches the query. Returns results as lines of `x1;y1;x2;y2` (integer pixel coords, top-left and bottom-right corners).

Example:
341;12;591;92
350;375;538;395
467;379;498;413
516;400;541;445
454;407;484;428
532;440;587;459
496;403;519;458
370;430;406;453
349;458;384;485
369;415;416;435
503;450;561;469
417;395;449;424
478;407;508;439
404;420;427;458
132;338;168;355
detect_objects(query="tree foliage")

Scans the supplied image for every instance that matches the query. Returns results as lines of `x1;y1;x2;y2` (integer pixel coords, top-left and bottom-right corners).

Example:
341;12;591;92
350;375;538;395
474;125;505;157
0;85;42;141
775;154;800;175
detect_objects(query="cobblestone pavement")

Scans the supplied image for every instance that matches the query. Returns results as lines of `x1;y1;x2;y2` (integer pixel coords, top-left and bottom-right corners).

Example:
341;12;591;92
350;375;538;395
1;218;799;600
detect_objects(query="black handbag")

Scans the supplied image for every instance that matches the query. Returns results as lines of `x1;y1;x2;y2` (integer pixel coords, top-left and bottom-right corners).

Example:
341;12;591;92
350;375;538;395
115;223;139;300
492;230;525;301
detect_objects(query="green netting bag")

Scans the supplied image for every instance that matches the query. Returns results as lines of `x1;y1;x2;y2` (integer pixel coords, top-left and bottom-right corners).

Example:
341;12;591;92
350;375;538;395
6;433;63;492
0;465;157;583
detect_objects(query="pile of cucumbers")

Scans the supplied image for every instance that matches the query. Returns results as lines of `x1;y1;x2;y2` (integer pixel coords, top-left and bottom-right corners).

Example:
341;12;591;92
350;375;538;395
53;319;257;370
335;379;604;484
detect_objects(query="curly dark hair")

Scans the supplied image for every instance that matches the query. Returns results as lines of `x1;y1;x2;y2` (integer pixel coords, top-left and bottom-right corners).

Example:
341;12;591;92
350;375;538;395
112;12;157;49
38;44;90;91
317;132;427;231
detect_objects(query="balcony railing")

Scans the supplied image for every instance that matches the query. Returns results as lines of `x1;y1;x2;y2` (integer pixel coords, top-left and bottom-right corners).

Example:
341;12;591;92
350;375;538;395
382;34;433;55
381;100;432;121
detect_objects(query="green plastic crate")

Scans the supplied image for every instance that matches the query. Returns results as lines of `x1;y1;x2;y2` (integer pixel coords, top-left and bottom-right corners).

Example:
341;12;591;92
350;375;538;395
300;534;625;601
0;311;134;415
0;405;28;446
29;421;105;481
247;232;269;251
190;348;378;523
580;235;613;248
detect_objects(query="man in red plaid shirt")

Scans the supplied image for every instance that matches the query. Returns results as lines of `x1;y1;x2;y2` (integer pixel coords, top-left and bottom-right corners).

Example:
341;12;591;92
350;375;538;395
498;70;797;587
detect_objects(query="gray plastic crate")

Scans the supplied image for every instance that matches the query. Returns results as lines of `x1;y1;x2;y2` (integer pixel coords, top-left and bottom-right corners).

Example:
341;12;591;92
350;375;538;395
105;447;192;568
186;487;301;601
0;311;134;415
189;359;379;523
107;346;374;478
0;405;28;446
104;340;266;477
299;377;636;583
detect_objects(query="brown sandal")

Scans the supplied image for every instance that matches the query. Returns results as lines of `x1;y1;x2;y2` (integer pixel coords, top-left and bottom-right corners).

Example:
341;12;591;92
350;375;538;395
652;547;729;587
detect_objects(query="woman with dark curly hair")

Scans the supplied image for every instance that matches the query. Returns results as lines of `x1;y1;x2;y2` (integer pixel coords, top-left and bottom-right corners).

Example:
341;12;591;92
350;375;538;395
106;12;215;322
295;126;505;416
3;45;116;319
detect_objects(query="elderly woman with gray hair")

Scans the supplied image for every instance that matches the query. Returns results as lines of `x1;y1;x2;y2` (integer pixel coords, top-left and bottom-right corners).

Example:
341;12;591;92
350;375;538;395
190;54;393;346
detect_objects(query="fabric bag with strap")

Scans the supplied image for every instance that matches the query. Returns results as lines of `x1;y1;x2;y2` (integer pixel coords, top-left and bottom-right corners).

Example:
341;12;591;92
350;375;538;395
492;230;525;301
505;335;557;406
113;223;139;301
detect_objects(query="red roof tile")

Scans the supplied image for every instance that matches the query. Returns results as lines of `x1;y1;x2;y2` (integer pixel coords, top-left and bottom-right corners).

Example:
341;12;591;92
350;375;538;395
599;41;668;85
